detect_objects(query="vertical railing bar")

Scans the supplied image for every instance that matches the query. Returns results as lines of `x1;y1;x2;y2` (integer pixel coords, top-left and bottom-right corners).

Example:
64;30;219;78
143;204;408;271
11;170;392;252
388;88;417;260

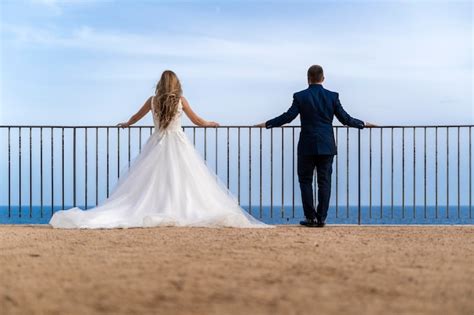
424;127;427;219
369;128;372;219
390;128;394;219
292;127;295;218
19;127;22;217
357;129;361;225
402;127;405;219
336;128;338;218
435;127;438;219
238;127;241;203
249;127;252;216
204;128;207;162
446;127;449;219
457;126;460;219
85;128;88;209
346;127;349;219
469;126;472;219
215;128;218;174
61;127;64;210
381;128;384;219
73;128;76;207
193;127;196;146
149;127;152;136
227;127;230;189
259;127;262;218
128;128;131;169
413;127;416;219
139;127;142;153
270;128;273;218
29;127;32;217
106;127;110;198
8;127;11;217
281;128;284;219
117;127;120;179
95;127;99;206
50;127;54;215
40;128;43;217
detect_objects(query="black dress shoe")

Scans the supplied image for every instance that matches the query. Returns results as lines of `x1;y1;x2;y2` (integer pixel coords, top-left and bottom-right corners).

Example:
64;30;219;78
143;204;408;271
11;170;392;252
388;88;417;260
299;218;318;227
315;221;326;228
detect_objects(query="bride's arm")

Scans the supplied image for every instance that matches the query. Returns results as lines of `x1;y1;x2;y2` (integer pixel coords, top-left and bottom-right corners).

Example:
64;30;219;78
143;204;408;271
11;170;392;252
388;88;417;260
181;96;219;127
117;97;152;128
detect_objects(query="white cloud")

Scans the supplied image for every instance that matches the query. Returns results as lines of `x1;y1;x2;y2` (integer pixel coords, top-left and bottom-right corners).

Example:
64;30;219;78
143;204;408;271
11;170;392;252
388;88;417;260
3;22;471;83
29;0;105;15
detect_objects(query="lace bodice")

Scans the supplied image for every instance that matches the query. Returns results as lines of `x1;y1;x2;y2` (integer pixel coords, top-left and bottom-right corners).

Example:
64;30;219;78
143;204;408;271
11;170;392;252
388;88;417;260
150;96;183;132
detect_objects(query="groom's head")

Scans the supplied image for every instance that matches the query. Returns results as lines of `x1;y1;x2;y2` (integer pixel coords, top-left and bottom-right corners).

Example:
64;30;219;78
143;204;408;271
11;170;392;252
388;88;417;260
307;65;324;84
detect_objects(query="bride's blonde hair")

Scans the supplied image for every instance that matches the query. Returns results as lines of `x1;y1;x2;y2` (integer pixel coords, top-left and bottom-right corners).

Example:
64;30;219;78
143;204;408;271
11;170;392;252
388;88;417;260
153;70;183;130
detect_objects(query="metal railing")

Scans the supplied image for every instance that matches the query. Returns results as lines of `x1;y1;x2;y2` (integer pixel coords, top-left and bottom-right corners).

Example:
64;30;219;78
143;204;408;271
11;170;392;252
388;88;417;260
0;125;473;224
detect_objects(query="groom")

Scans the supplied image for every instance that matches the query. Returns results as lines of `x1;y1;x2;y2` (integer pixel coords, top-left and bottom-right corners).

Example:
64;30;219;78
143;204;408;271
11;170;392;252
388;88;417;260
256;65;374;227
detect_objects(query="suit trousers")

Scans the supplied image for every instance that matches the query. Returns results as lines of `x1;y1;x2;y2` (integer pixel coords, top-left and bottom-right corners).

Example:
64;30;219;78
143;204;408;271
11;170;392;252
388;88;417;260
297;154;334;222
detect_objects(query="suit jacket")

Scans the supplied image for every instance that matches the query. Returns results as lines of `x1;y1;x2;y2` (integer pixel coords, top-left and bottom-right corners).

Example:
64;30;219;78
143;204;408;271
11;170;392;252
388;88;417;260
265;84;365;155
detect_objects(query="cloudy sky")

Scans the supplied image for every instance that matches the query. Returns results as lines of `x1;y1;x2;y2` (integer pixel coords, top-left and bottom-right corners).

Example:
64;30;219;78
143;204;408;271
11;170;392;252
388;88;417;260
1;0;472;126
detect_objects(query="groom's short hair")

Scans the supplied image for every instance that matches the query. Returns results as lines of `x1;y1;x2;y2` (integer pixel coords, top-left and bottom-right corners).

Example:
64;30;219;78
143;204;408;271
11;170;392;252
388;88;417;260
307;65;324;83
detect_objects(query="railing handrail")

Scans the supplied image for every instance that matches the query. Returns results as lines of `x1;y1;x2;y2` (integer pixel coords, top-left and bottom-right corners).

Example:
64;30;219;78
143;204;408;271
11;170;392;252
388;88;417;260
0;124;473;128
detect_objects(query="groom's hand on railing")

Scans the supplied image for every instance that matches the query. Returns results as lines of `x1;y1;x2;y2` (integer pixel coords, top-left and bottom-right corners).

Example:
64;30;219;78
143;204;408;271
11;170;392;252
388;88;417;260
254;122;266;128
364;122;378;128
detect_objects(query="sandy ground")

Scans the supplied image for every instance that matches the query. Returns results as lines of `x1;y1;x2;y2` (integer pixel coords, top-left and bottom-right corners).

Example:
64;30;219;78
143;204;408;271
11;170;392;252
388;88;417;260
0;225;473;315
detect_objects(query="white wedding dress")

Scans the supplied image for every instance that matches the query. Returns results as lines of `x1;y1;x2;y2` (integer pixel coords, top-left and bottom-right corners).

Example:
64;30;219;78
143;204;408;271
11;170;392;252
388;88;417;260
49;97;271;229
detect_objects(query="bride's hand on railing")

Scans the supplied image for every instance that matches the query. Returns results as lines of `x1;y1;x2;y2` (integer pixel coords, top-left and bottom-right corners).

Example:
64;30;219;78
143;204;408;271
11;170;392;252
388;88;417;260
206;121;220;127
116;122;130;129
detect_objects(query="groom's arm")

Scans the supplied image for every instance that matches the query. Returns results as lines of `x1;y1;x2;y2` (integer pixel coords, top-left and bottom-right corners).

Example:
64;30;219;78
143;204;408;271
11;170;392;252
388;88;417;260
334;93;365;129
265;94;300;128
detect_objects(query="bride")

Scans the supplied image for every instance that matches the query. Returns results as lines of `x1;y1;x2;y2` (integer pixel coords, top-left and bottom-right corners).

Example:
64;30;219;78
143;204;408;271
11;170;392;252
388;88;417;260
49;70;270;229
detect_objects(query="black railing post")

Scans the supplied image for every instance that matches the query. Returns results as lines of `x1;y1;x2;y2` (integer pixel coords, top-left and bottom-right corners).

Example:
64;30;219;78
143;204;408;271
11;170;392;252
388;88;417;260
19;127;22;217
61;127;64;210
40;128;43;217
106;127;109;198
85;128;88;209
358;129;361;225
50;127;54;215
29;127;32;218
8;127;11;217
73;127;76;207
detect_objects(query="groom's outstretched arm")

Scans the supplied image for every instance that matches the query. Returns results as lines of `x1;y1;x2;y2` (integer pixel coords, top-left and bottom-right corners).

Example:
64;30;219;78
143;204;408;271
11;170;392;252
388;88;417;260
334;94;365;129
265;95;300;128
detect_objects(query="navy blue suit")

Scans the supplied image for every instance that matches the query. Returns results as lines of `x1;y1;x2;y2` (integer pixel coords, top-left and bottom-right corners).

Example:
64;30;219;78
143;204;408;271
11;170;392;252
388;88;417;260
265;84;364;222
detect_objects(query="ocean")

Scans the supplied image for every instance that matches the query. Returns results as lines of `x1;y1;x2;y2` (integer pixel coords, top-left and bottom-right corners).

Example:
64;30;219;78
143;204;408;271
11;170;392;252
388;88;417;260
0;205;472;225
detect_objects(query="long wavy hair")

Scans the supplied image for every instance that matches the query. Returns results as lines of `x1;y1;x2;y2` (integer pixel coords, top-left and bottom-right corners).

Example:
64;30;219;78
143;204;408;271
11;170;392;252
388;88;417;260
152;70;183;130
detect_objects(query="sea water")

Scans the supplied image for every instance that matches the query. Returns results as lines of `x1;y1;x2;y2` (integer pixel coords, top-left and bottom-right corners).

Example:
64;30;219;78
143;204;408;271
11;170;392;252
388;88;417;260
0;205;472;225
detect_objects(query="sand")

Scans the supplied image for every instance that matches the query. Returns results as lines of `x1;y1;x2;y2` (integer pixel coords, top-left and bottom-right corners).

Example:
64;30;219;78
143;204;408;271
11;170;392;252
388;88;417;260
0;225;473;315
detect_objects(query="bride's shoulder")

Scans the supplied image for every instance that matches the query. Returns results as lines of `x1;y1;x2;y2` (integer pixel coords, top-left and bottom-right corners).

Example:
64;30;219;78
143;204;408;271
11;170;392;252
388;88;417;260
149;95;155;109
180;96;189;107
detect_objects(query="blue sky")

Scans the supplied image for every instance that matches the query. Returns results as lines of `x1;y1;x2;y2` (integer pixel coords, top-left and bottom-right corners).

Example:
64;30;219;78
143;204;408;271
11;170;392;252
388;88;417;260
1;0;473;126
